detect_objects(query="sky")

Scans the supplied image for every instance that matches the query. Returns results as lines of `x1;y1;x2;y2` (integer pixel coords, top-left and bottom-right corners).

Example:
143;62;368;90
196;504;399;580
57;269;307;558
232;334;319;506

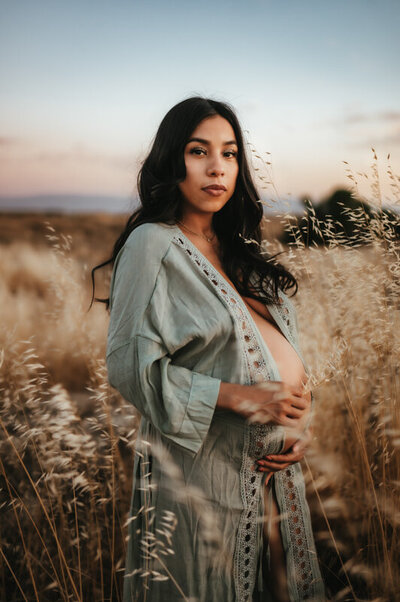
0;0;399;210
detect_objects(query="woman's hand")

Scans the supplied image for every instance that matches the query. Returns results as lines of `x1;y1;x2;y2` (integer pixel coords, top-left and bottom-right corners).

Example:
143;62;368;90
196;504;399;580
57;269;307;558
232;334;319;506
256;426;313;475
217;380;309;429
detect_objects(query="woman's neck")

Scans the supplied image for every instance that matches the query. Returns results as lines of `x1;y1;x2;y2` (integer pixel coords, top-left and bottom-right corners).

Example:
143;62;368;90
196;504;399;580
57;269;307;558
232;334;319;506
178;213;214;237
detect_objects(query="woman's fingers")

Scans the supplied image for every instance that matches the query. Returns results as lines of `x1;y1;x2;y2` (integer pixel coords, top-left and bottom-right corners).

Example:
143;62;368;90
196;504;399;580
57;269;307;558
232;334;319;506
257;461;291;472
236;381;311;425
287;395;309;410
273;415;298;428
260;448;304;465
256;450;303;472
285;405;305;419
257;428;313;471
278;411;306;427
291;386;305;398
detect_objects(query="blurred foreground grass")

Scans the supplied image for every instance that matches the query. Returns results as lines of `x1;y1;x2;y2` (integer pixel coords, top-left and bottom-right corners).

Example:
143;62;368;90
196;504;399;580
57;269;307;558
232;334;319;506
0;205;399;600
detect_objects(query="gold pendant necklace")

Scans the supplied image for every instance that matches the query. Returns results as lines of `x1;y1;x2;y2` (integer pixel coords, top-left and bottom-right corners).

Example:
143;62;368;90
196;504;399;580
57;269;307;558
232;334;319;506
177;220;216;243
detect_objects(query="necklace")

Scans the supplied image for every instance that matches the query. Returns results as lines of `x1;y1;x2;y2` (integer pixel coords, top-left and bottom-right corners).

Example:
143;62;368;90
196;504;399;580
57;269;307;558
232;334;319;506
177;220;216;243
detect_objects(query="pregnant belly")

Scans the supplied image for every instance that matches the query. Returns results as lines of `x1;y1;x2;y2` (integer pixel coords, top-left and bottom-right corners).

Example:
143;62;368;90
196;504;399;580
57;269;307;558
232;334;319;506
244;299;306;386
243;298;310;452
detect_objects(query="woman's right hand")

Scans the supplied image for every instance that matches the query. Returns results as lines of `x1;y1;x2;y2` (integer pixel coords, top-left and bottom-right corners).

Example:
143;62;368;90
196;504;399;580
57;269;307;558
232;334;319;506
217;381;309;428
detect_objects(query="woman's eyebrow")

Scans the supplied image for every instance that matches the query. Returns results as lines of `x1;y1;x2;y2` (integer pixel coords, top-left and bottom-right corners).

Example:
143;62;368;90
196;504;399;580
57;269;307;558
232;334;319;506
187;137;238;146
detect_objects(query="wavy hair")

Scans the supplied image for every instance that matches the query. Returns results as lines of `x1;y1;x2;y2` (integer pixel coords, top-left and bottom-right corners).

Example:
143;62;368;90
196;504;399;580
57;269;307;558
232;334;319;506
90;96;297;309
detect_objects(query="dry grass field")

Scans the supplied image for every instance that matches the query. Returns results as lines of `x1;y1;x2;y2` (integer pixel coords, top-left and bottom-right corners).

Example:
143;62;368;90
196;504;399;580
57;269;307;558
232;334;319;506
0;200;399;600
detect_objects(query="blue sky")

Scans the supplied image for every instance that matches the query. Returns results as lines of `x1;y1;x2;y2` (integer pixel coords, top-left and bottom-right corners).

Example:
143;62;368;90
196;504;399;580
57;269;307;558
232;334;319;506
0;0;399;207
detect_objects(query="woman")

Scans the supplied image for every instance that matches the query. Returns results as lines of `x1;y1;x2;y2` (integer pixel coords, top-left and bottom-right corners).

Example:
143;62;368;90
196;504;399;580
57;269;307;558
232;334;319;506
96;96;325;601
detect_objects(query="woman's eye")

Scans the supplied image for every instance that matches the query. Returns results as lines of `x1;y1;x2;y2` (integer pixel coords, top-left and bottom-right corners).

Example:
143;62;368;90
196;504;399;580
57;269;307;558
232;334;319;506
189;147;206;155
188;148;237;158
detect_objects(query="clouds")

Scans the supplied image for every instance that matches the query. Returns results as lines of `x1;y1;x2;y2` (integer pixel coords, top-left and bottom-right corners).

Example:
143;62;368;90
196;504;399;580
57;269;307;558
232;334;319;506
0;140;141;196
30;145;136;171
1;0;399;202
0;138;139;170
0;136;20;148
325;108;400;149
341;110;400;125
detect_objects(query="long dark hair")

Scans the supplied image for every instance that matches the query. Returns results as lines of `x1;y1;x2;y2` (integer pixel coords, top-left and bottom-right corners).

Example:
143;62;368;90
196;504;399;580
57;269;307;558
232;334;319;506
90;95;297;310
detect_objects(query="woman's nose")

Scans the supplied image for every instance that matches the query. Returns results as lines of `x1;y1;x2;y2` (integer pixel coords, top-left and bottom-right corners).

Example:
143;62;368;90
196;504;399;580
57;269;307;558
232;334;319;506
207;158;224;176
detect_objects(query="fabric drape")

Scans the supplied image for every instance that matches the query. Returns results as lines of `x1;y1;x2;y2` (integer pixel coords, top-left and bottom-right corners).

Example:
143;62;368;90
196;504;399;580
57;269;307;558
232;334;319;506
106;222;325;602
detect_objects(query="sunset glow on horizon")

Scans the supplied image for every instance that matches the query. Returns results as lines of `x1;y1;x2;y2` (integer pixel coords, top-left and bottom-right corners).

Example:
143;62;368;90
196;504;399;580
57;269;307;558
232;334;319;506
1;0;399;208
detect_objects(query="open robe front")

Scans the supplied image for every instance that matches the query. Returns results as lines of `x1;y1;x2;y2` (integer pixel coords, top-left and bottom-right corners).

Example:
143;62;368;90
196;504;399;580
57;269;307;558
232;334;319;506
106;222;325;602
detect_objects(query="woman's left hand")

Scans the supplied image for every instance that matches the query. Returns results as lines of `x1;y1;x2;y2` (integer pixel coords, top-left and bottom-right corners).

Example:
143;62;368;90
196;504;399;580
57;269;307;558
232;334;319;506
256;427;313;474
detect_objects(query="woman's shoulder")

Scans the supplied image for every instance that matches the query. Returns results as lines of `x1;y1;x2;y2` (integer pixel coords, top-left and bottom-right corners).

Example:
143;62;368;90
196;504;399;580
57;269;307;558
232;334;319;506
125;221;177;248
122;221;178;262
110;222;179;304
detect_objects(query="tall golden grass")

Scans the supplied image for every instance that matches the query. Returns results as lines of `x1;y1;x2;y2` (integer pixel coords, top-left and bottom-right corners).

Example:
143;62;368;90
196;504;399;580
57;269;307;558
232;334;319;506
0;154;399;600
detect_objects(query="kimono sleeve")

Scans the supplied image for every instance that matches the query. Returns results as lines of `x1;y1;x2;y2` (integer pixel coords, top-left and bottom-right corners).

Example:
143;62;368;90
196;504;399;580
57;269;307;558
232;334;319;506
106;225;221;454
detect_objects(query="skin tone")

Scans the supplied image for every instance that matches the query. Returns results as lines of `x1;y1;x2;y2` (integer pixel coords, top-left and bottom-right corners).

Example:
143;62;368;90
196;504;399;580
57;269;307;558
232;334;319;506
177;114;312;465
177;114;312;601
178;114;239;233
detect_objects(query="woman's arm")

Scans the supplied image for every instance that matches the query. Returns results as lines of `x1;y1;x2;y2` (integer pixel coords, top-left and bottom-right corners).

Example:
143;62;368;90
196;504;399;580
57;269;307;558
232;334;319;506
257;389;313;478
216;380;310;428
281;388;311;451
107;225;221;455
256;426;313;479
217;380;312;480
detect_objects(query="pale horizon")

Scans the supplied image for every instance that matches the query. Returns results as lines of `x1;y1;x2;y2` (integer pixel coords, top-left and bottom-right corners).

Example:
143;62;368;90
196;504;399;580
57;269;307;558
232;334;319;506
1;0;399;209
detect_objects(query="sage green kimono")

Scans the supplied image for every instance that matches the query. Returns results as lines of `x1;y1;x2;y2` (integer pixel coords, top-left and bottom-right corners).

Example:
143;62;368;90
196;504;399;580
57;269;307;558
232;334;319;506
106;222;325;602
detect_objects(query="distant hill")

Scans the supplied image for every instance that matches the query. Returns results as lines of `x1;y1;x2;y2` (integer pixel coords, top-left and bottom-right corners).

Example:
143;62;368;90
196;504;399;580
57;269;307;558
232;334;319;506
281;189;400;245
1;192;398;219
0;193;307;215
0;194;137;214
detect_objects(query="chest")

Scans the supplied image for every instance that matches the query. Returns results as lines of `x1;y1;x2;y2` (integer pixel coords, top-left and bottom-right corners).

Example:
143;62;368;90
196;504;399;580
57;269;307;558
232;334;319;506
191;239;306;384
197;242;275;323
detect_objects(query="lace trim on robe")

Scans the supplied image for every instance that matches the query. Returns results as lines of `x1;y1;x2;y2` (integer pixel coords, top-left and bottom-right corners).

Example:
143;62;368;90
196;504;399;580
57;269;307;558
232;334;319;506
172;233;321;601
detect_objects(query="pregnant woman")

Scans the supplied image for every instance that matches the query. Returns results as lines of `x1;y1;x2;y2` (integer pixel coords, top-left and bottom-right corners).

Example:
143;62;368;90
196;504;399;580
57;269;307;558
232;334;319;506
98;96;325;601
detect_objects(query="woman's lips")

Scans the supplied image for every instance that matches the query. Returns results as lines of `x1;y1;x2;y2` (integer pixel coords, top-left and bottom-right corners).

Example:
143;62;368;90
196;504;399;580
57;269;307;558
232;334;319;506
202;187;226;197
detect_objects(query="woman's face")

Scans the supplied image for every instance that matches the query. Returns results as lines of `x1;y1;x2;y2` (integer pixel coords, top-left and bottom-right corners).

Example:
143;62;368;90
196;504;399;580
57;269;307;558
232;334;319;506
178;114;239;218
